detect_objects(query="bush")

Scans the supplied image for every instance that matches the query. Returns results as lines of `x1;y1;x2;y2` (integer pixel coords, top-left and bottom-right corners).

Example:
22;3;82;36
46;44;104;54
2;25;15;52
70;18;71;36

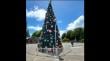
80;39;84;43
62;37;70;42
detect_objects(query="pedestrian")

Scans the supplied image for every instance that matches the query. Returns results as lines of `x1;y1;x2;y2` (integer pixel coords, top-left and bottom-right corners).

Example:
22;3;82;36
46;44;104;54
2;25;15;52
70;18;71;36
59;56;64;60
71;40;74;47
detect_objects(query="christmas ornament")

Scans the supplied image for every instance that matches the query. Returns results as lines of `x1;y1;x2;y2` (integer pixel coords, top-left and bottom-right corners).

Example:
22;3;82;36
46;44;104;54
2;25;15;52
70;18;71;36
44;39;46;42
51;40;53;43
51;25;53;28
50;19;51;21
48;29;52;33
49;43;51;46
48;48;51;52
50;37;53;39
46;16;48;19
53;19;56;22
38;0;63;54
56;43;58;46
54;30;57;32
46;21;49;24
46;25;47;29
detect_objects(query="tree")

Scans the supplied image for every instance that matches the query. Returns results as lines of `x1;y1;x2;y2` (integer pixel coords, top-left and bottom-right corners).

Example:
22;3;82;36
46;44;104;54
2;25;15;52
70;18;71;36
66;30;73;41
32;30;42;37
61;33;66;40
70;31;75;40
61;27;84;42
62;37;69;42
39;0;63;50
79;28;84;40
73;27;84;42
80;39;84;43
26;29;30;37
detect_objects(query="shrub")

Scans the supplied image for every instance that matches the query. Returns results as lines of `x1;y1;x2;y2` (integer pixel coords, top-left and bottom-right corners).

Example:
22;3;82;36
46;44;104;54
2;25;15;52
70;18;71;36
62;37;70;42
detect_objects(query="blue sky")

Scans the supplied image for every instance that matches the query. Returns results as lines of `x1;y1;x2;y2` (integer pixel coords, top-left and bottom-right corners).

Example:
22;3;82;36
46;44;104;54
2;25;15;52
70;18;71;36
26;0;84;36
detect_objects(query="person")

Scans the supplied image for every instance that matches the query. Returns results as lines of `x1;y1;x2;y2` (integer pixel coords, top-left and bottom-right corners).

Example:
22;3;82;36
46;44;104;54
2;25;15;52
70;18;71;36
59;56;64;60
54;47;64;61
71;40;74;47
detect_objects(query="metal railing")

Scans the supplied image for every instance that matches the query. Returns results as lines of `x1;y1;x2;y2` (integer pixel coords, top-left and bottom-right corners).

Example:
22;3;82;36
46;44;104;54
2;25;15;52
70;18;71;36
36;47;63;56
36;47;64;61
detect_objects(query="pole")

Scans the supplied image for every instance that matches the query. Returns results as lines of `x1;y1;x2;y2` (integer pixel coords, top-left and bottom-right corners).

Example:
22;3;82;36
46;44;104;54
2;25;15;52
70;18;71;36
55;22;56;55
54;19;59;61
36;38;39;56
49;0;51;4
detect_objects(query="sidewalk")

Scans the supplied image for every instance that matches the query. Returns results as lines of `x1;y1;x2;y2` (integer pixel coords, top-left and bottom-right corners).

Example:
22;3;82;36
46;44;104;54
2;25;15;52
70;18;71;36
26;43;84;61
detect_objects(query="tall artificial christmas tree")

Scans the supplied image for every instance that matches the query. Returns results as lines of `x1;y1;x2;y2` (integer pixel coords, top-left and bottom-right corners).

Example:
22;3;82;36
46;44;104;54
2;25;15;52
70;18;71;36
26;29;30;38
38;0;63;55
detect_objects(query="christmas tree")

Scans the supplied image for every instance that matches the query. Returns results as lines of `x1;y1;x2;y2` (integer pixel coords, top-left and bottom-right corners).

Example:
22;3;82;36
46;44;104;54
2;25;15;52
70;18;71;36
38;0;63;54
26;29;30;38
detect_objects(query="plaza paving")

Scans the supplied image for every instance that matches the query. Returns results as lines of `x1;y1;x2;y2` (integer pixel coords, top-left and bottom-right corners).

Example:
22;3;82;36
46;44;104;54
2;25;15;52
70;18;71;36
26;43;84;61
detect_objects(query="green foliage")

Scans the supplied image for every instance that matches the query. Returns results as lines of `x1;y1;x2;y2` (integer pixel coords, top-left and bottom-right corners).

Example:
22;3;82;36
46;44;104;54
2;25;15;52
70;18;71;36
70;31;75;40
66;30;73;39
61;27;84;42
62;37;70;42
61;33;66;40
80;39;84;43
32;30;42;37
73;27;84;41
26;30;30;37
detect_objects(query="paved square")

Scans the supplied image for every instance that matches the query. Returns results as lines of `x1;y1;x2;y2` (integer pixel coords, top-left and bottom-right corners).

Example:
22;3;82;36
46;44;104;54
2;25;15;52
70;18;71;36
26;43;84;61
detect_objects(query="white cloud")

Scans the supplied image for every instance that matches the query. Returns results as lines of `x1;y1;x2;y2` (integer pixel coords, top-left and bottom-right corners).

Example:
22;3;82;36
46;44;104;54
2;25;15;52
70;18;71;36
34;6;38;10
26;6;46;21
30;33;32;36
59;30;66;37
57;15;84;37
66;15;84;30
28;25;42;31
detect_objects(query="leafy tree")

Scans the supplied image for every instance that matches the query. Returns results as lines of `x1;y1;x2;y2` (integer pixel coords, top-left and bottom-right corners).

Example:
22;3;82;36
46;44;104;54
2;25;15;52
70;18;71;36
80;39;84;43
62;37;69;42
26;29;30;37
61;33;66;40
73;27;84;42
66;30;73;40
70;31;75;40
32;30;42;37
61;27;84;42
